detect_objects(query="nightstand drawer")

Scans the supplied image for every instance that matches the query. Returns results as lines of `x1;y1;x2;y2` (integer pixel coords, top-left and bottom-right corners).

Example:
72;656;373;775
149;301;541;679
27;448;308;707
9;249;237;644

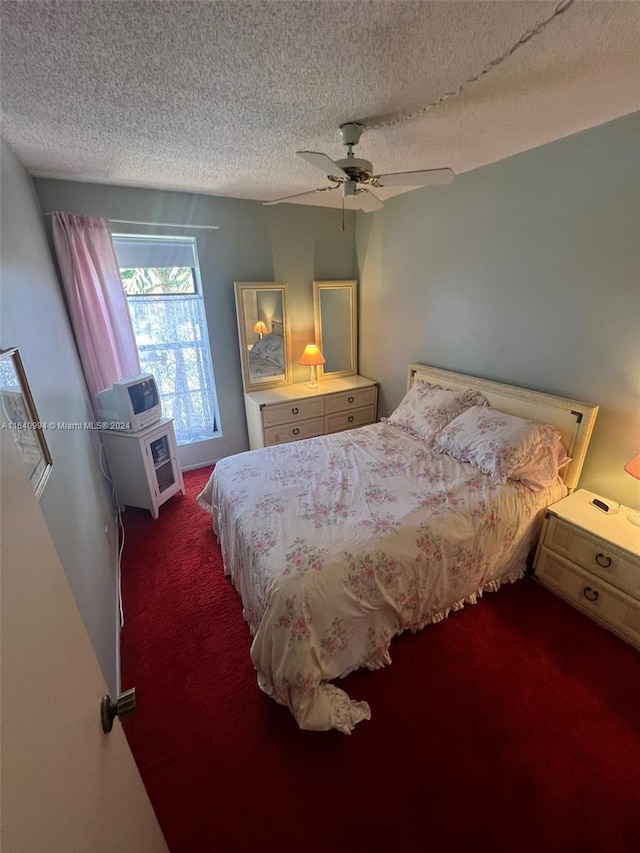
261;397;325;427
324;387;377;414
264;417;324;446
536;548;640;650
325;405;376;434
544;517;640;598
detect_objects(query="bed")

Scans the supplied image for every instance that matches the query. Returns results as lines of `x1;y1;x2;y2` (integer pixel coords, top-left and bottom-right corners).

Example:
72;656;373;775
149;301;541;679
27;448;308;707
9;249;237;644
198;364;598;733
248;323;285;380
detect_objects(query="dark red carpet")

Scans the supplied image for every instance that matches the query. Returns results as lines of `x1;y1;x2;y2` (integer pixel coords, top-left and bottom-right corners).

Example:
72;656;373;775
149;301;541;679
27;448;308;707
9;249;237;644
121;468;640;853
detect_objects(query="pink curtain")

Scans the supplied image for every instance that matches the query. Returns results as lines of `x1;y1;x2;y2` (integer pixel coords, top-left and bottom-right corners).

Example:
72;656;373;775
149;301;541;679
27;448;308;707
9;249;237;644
52;213;140;402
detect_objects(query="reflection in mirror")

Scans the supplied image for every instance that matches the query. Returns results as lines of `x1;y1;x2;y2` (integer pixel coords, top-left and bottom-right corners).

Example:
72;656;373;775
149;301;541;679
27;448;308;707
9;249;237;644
313;280;357;380
234;282;292;392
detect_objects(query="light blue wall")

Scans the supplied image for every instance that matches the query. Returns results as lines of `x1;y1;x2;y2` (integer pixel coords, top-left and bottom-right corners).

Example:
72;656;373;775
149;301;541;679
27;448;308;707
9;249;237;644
34;179;357;467
357;113;640;508
1;140;119;692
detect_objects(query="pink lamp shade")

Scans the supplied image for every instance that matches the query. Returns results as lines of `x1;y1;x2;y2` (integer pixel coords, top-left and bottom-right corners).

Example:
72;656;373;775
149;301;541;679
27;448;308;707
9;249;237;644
299;344;325;389
624;455;640;480
624;455;640;526
253;321;268;338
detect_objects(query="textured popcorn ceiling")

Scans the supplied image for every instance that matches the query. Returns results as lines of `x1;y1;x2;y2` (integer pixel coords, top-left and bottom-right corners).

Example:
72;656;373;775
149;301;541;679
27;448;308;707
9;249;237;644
1;1;639;209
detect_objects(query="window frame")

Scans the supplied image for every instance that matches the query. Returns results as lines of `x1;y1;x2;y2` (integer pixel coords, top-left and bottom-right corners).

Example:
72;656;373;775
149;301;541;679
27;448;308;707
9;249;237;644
113;234;221;443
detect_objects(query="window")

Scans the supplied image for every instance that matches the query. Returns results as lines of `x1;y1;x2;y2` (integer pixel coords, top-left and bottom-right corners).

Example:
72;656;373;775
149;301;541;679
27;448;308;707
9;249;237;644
113;235;220;444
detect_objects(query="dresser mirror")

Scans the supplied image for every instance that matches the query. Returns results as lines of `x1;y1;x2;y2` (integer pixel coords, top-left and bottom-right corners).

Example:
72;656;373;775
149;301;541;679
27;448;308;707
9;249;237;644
234;282;292;392
313;280;357;380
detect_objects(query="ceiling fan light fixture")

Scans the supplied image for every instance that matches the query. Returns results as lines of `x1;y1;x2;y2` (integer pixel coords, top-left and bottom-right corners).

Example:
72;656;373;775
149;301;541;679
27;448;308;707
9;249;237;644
342;180;358;198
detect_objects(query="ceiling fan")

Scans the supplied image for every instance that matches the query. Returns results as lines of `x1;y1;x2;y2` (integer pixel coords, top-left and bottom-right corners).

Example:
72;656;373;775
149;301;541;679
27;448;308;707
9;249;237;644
263;122;455;212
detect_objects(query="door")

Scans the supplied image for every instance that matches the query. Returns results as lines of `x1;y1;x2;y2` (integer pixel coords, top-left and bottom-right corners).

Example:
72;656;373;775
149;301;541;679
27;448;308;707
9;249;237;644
148;430;177;496
0;432;168;853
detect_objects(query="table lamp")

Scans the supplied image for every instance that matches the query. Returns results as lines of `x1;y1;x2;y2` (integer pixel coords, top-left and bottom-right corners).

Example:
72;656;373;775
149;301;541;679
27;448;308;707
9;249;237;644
299;344;325;389
624;454;640;526
253;321;268;339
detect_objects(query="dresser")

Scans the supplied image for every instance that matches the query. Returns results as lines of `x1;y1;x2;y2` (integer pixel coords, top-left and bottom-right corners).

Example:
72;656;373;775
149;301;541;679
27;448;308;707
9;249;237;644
244;375;378;449
533;489;640;650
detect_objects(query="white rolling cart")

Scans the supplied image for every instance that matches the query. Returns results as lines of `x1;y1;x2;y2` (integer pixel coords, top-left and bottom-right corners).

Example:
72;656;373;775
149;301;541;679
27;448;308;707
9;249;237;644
100;417;185;519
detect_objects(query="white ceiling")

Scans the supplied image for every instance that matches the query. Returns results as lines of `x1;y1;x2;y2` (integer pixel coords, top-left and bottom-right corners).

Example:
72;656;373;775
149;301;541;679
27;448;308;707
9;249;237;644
1;1;639;209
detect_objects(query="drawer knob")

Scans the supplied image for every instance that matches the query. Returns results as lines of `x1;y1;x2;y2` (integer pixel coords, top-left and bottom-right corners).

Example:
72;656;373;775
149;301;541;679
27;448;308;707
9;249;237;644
582;586;599;603
348;396;355;404
595;553;612;569
348;415;354;423
291;407;299;415
292;427;300;436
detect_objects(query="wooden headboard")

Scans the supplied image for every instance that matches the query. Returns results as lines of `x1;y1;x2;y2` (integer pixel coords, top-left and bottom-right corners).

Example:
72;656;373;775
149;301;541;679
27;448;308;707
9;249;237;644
407;363;599;492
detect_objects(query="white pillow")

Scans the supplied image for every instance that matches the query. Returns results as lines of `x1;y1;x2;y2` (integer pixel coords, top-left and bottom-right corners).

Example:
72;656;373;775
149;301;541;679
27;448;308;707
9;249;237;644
433;405;571;489
385;382;488;445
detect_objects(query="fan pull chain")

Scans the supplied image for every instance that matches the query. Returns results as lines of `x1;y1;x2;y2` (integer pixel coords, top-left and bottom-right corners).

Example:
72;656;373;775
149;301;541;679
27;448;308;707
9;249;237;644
341;196;345;232
368;0;575;131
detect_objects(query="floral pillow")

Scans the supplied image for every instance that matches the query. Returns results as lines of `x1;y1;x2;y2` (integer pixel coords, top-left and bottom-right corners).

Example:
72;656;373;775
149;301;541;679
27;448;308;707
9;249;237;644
385;382;488;445
433;405;571;490
509;441;572;491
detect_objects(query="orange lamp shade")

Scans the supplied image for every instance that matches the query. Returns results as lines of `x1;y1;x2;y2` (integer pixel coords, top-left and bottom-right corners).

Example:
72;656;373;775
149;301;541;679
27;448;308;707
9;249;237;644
624;455;640;480
253;321;268;336
299;344;326;366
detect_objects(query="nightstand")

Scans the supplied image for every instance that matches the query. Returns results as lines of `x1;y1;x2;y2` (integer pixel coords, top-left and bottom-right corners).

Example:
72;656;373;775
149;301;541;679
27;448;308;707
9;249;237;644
534;489;640;650
100;418;185;519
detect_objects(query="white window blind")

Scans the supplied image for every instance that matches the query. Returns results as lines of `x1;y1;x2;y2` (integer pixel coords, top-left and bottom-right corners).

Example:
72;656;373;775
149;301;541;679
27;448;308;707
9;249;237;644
113;235;198;270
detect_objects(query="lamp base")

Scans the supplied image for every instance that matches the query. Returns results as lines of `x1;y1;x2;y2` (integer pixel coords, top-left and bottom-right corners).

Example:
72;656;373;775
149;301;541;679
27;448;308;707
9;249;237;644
628;511;640;527
306;364;319;390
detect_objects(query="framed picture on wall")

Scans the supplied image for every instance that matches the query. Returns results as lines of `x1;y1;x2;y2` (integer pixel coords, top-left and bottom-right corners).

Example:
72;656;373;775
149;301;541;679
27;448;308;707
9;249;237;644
0;347;53;499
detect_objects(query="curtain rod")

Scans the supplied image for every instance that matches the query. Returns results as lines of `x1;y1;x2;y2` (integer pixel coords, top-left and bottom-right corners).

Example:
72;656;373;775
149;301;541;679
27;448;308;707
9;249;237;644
44;213;219;231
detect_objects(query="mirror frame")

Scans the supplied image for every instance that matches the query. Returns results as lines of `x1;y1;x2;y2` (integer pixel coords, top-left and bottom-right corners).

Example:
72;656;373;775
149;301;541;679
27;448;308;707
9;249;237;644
234;282;293;393
313;280;358;381
0;347;53;499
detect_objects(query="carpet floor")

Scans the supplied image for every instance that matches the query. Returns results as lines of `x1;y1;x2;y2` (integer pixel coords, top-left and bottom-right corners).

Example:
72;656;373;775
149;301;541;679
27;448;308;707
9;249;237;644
121;467;640;853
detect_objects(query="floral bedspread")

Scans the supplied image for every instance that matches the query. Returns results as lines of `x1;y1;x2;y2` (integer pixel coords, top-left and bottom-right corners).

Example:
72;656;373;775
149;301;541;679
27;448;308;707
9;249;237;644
197;422;565;733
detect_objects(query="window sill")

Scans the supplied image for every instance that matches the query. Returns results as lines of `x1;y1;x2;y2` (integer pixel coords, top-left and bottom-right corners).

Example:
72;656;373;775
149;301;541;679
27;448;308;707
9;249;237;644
176;431;222;447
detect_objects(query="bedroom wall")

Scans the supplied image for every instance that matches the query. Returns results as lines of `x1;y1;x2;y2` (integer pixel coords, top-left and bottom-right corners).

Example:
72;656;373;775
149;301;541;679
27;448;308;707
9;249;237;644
33;179;357;466
356;112;640;509
0;140;119;693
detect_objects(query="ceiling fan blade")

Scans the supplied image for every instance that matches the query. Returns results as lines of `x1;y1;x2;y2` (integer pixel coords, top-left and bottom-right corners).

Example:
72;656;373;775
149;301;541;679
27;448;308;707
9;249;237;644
297;151;348;180
355;188;385;213
263;186;338;206
374;168;455;187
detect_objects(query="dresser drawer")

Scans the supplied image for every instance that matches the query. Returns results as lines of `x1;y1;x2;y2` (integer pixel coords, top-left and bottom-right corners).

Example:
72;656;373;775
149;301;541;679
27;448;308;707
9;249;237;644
325;406;376;434
544;516;640;599
324;386;377;414
536;548;640;650
261;397;325;427
263;416;325;446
